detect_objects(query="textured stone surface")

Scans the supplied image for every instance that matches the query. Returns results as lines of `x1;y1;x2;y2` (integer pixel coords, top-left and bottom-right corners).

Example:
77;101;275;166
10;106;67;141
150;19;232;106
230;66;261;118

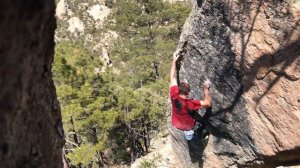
170;0;300;167
0;0;64;167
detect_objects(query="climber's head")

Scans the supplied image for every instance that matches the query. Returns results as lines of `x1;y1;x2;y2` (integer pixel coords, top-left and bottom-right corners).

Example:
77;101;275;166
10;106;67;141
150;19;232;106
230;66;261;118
178;82;190;96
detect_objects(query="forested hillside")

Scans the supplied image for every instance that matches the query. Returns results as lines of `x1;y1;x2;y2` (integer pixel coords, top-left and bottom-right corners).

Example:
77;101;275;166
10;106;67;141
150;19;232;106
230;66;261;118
53;0;191;167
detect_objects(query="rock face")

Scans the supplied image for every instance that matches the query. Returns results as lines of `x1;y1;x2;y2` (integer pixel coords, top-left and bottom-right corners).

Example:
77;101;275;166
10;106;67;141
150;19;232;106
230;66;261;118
170;0;300;167
0;0;64;167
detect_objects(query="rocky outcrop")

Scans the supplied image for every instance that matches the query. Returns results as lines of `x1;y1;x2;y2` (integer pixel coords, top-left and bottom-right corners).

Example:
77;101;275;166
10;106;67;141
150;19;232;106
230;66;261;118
170;0;300;167
0;0;64;167
55;0;117;72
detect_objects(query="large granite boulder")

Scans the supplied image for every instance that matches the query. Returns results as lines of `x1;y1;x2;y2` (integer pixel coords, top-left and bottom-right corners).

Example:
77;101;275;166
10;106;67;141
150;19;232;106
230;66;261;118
0;0;64;167
169;0;300;167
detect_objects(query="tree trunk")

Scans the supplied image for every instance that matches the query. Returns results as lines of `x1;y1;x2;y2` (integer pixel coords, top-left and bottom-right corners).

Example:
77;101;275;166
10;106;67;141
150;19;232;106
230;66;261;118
63;149;69;168
70;117;80;145
100;152;109;168
125;106;136;164
126;122;136;164
142;122;149;153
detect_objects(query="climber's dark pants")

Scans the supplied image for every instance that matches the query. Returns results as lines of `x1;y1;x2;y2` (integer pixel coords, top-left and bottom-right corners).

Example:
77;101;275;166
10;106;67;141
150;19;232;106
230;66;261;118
187;108;212;163
187;123;204;163
170;122;206;163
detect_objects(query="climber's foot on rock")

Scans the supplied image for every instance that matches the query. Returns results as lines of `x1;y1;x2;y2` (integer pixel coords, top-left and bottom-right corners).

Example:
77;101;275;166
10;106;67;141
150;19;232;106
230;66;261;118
202;129;210;146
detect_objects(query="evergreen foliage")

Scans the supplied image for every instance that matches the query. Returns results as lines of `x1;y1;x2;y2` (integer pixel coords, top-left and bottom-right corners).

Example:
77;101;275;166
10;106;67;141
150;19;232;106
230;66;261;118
53;0;190;167
53;42;117;166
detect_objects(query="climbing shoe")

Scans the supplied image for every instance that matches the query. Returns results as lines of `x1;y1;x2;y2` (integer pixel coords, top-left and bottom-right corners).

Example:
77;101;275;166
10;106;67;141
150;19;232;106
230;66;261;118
201;129;210;146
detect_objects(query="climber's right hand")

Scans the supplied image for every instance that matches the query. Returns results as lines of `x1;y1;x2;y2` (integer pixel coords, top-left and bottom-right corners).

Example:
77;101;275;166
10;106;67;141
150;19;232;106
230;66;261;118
204;79;211;89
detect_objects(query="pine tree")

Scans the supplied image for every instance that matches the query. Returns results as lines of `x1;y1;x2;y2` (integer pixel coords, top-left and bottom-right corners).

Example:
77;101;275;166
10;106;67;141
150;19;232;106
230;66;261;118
104;0;191;164
53;42;118;167
53;0;191;166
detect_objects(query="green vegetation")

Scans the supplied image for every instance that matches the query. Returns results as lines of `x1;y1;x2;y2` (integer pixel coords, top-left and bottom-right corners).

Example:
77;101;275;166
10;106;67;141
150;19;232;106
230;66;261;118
139;154;162;168
53;42;116;166
53;0;191;167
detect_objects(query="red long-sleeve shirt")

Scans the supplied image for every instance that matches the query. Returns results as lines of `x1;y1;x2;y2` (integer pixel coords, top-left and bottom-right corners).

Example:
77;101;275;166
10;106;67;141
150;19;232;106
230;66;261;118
170;86;201;130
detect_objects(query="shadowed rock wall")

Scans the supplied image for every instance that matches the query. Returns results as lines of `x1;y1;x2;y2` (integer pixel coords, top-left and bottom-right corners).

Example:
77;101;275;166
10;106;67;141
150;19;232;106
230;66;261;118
0;0;64;167
170;0;300;167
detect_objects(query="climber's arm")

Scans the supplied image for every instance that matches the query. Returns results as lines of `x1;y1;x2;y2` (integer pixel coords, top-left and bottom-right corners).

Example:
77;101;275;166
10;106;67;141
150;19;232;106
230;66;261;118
200;80;212;108
170;49;181;87
170;59;177;86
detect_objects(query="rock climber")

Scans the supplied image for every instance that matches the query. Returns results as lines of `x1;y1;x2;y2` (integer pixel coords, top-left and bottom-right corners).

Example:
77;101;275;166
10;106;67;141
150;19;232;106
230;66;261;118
169;48;212;140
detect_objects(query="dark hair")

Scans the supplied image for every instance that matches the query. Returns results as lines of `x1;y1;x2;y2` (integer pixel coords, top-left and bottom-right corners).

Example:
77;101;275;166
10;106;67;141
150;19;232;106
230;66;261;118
174;99;182;112
178;82;190;95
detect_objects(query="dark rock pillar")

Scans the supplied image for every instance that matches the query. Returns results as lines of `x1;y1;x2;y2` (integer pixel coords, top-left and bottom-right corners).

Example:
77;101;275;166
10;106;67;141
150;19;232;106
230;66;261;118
0;0;64;167
170;0;300;167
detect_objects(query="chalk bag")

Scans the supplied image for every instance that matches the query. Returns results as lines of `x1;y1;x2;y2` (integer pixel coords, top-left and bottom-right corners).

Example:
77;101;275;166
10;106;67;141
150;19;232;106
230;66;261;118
184;130;194;140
